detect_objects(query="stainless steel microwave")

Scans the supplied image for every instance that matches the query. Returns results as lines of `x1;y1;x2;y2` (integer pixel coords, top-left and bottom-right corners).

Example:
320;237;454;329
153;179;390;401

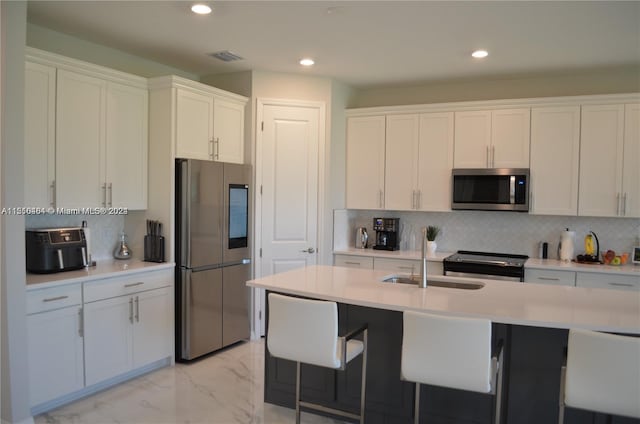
451;168;529;212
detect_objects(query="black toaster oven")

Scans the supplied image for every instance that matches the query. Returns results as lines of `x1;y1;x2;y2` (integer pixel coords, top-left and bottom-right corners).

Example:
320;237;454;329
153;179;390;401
26;228;88;273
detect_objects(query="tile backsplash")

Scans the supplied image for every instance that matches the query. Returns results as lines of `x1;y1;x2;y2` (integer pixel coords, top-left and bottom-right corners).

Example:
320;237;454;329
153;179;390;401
335;209;640;259
26;214;126;261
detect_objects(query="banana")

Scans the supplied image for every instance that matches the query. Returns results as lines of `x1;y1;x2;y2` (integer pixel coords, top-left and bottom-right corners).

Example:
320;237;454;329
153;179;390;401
585;234;594;256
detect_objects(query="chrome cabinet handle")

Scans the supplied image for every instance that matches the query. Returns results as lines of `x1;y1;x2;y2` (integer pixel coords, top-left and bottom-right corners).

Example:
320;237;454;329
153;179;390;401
486;146;490;168
108;183;113;207
300;248;315;254
129;298;134;324
102;183;107;207
411;190;416;209
491;146;496;168
78;308;84;337
609;282;633;287
623;193;627;216
379;190;384;208
208;139;214;159
616;193;621;216
124;282;144;288
344;261;361;265
43;295;69;302
538;277;560;281
50;180;56;207
135;296;139;322
214;137;220;160
417;190;421;210
398;266;413;271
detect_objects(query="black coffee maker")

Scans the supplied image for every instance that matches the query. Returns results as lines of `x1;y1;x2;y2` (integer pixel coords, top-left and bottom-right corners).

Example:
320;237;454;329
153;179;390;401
372;218;400;251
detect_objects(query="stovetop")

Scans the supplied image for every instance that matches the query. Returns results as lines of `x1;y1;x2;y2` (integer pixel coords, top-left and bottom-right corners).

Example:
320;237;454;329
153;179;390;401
444;250;528;268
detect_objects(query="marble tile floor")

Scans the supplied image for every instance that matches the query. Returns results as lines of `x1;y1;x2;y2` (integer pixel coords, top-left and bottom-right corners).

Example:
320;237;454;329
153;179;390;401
35;340;347;424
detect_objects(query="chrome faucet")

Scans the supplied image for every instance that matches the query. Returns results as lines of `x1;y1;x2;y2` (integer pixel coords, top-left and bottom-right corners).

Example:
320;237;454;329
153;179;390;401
420;227;428;288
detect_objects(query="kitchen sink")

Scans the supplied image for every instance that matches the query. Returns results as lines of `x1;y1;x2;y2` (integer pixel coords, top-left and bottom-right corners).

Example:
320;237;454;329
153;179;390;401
381;275;484;290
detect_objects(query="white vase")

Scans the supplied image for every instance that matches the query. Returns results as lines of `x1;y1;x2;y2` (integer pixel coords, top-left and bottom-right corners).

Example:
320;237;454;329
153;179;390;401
427;241;437;255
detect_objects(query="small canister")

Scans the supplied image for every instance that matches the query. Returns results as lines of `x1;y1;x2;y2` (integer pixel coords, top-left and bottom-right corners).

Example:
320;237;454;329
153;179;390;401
539;242;548;259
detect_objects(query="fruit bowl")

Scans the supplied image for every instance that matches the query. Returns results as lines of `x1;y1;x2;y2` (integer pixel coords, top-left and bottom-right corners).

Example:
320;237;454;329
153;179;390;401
601;250;627;266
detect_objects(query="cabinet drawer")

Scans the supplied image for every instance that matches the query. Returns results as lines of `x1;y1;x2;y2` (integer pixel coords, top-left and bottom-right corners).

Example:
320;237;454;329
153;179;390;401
334;255;373;269
576;272;640;291
27;284;82;314
525;269;576;287
84;269;172;303
374;258;421;274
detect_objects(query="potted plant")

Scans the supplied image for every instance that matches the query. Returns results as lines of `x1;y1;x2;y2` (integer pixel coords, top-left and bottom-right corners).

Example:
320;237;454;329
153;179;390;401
426;226;440;254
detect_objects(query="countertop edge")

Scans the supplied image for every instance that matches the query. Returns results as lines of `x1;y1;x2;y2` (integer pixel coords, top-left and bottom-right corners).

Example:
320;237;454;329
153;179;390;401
26;260;175;290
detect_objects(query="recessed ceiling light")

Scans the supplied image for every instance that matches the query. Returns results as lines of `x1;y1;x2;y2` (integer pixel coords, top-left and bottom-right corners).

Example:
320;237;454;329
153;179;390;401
472;50;489;59
191;4;212;15
300;58;315;67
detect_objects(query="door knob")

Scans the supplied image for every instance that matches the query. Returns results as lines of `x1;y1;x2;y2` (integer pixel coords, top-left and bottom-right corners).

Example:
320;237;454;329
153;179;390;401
300;247;315;254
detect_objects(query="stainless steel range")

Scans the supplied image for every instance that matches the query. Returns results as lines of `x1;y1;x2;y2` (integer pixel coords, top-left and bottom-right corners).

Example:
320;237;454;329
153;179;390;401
443;250;528;282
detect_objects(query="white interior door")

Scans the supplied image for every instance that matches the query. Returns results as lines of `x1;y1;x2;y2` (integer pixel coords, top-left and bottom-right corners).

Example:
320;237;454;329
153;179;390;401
255;100;323;336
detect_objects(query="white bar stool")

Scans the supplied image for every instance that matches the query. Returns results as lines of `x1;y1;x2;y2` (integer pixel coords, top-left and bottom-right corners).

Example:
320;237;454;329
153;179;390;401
401;311;504;424
267;293;368;424
559;328;640;423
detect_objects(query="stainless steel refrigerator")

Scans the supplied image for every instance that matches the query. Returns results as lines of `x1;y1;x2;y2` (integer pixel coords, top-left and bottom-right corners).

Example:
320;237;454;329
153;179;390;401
175;159;251;361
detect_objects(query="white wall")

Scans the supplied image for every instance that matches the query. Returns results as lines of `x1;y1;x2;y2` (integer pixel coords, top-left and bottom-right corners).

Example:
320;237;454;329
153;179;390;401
1;2;31;422
351;65;640;108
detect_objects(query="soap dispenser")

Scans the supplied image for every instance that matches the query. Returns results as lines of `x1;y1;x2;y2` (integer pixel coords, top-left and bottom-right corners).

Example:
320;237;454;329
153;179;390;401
114;231;132;260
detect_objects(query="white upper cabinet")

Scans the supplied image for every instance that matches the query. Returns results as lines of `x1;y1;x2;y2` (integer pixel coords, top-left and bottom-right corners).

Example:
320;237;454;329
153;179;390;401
530;106;580;215
176;87;214;161
106;82;148;209
175;83;246;164
56;69;107;209
416;112;454;211
25;48;149;210
622;103;640;218
578;104;638;217
24;61;56;208
346;115;386;209
454;108;530;168
384;114;419;210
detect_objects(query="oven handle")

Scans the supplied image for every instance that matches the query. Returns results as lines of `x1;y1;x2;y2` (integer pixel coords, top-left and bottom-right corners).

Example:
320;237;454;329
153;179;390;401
450;259;509;267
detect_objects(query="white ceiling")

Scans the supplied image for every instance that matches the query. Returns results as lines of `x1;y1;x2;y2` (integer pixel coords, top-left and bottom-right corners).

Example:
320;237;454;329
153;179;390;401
27;1;640;88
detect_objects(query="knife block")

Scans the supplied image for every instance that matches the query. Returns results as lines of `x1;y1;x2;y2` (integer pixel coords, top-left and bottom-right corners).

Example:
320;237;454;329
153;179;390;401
144;235;165;263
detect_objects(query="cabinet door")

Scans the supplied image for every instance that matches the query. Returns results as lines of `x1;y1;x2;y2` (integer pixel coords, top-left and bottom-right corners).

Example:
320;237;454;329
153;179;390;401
56;69;106;208
27;306;84;406
132;288;172;368
84;296;133;386
491;108;530;168
384;114;419;210
524;269;576;286
105;82;148;209
579;105;625;217
374;258;420;274
176;87;214;160
213;97;245;164
346;116;386;209
24;62;56;208
417;112;454;211
453;110;491;168
333;255;373;269
622;103;640;217
530;106;580;215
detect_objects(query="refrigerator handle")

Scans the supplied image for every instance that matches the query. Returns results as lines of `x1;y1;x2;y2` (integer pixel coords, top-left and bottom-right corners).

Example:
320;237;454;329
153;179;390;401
181;161;192;267
182;268;191;359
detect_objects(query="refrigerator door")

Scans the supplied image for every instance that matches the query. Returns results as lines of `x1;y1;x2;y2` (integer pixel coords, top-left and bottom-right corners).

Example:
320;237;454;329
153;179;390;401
180;267;223;360
222;262;251;346
223;163;251;264
177;159;223;269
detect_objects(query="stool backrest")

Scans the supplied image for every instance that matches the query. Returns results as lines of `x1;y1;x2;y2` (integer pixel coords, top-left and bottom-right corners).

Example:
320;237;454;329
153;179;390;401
565;328;640;419
267;293;340;369
402;311;492;393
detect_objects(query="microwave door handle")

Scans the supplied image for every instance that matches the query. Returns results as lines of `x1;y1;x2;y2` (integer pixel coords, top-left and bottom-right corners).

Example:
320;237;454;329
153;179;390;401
81;247;88;267
509;176;516;204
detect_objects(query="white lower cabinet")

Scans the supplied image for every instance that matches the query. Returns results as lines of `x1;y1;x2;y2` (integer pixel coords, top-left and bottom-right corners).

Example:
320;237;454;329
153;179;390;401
524;269;576;287
334;255;374;269
374;258;421;274
84;276;172;386
27;284;84;407
576;272;640;291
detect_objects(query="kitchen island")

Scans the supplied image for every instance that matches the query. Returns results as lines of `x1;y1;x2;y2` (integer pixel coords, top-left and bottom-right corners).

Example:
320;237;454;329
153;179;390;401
247;265;640;424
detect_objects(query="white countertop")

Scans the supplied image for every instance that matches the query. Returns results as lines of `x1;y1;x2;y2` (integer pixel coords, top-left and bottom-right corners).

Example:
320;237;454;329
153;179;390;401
26;259;175;290
247;265;640;334
334;248;640;276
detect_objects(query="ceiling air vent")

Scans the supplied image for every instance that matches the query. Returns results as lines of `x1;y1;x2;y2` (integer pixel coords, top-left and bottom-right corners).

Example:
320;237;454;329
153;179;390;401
209;50;244;62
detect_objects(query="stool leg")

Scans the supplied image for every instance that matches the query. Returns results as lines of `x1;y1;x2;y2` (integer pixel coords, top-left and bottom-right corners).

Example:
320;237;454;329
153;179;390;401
296;362;301;424
558;366;566;424
414;383;421;424
360;329;368;424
